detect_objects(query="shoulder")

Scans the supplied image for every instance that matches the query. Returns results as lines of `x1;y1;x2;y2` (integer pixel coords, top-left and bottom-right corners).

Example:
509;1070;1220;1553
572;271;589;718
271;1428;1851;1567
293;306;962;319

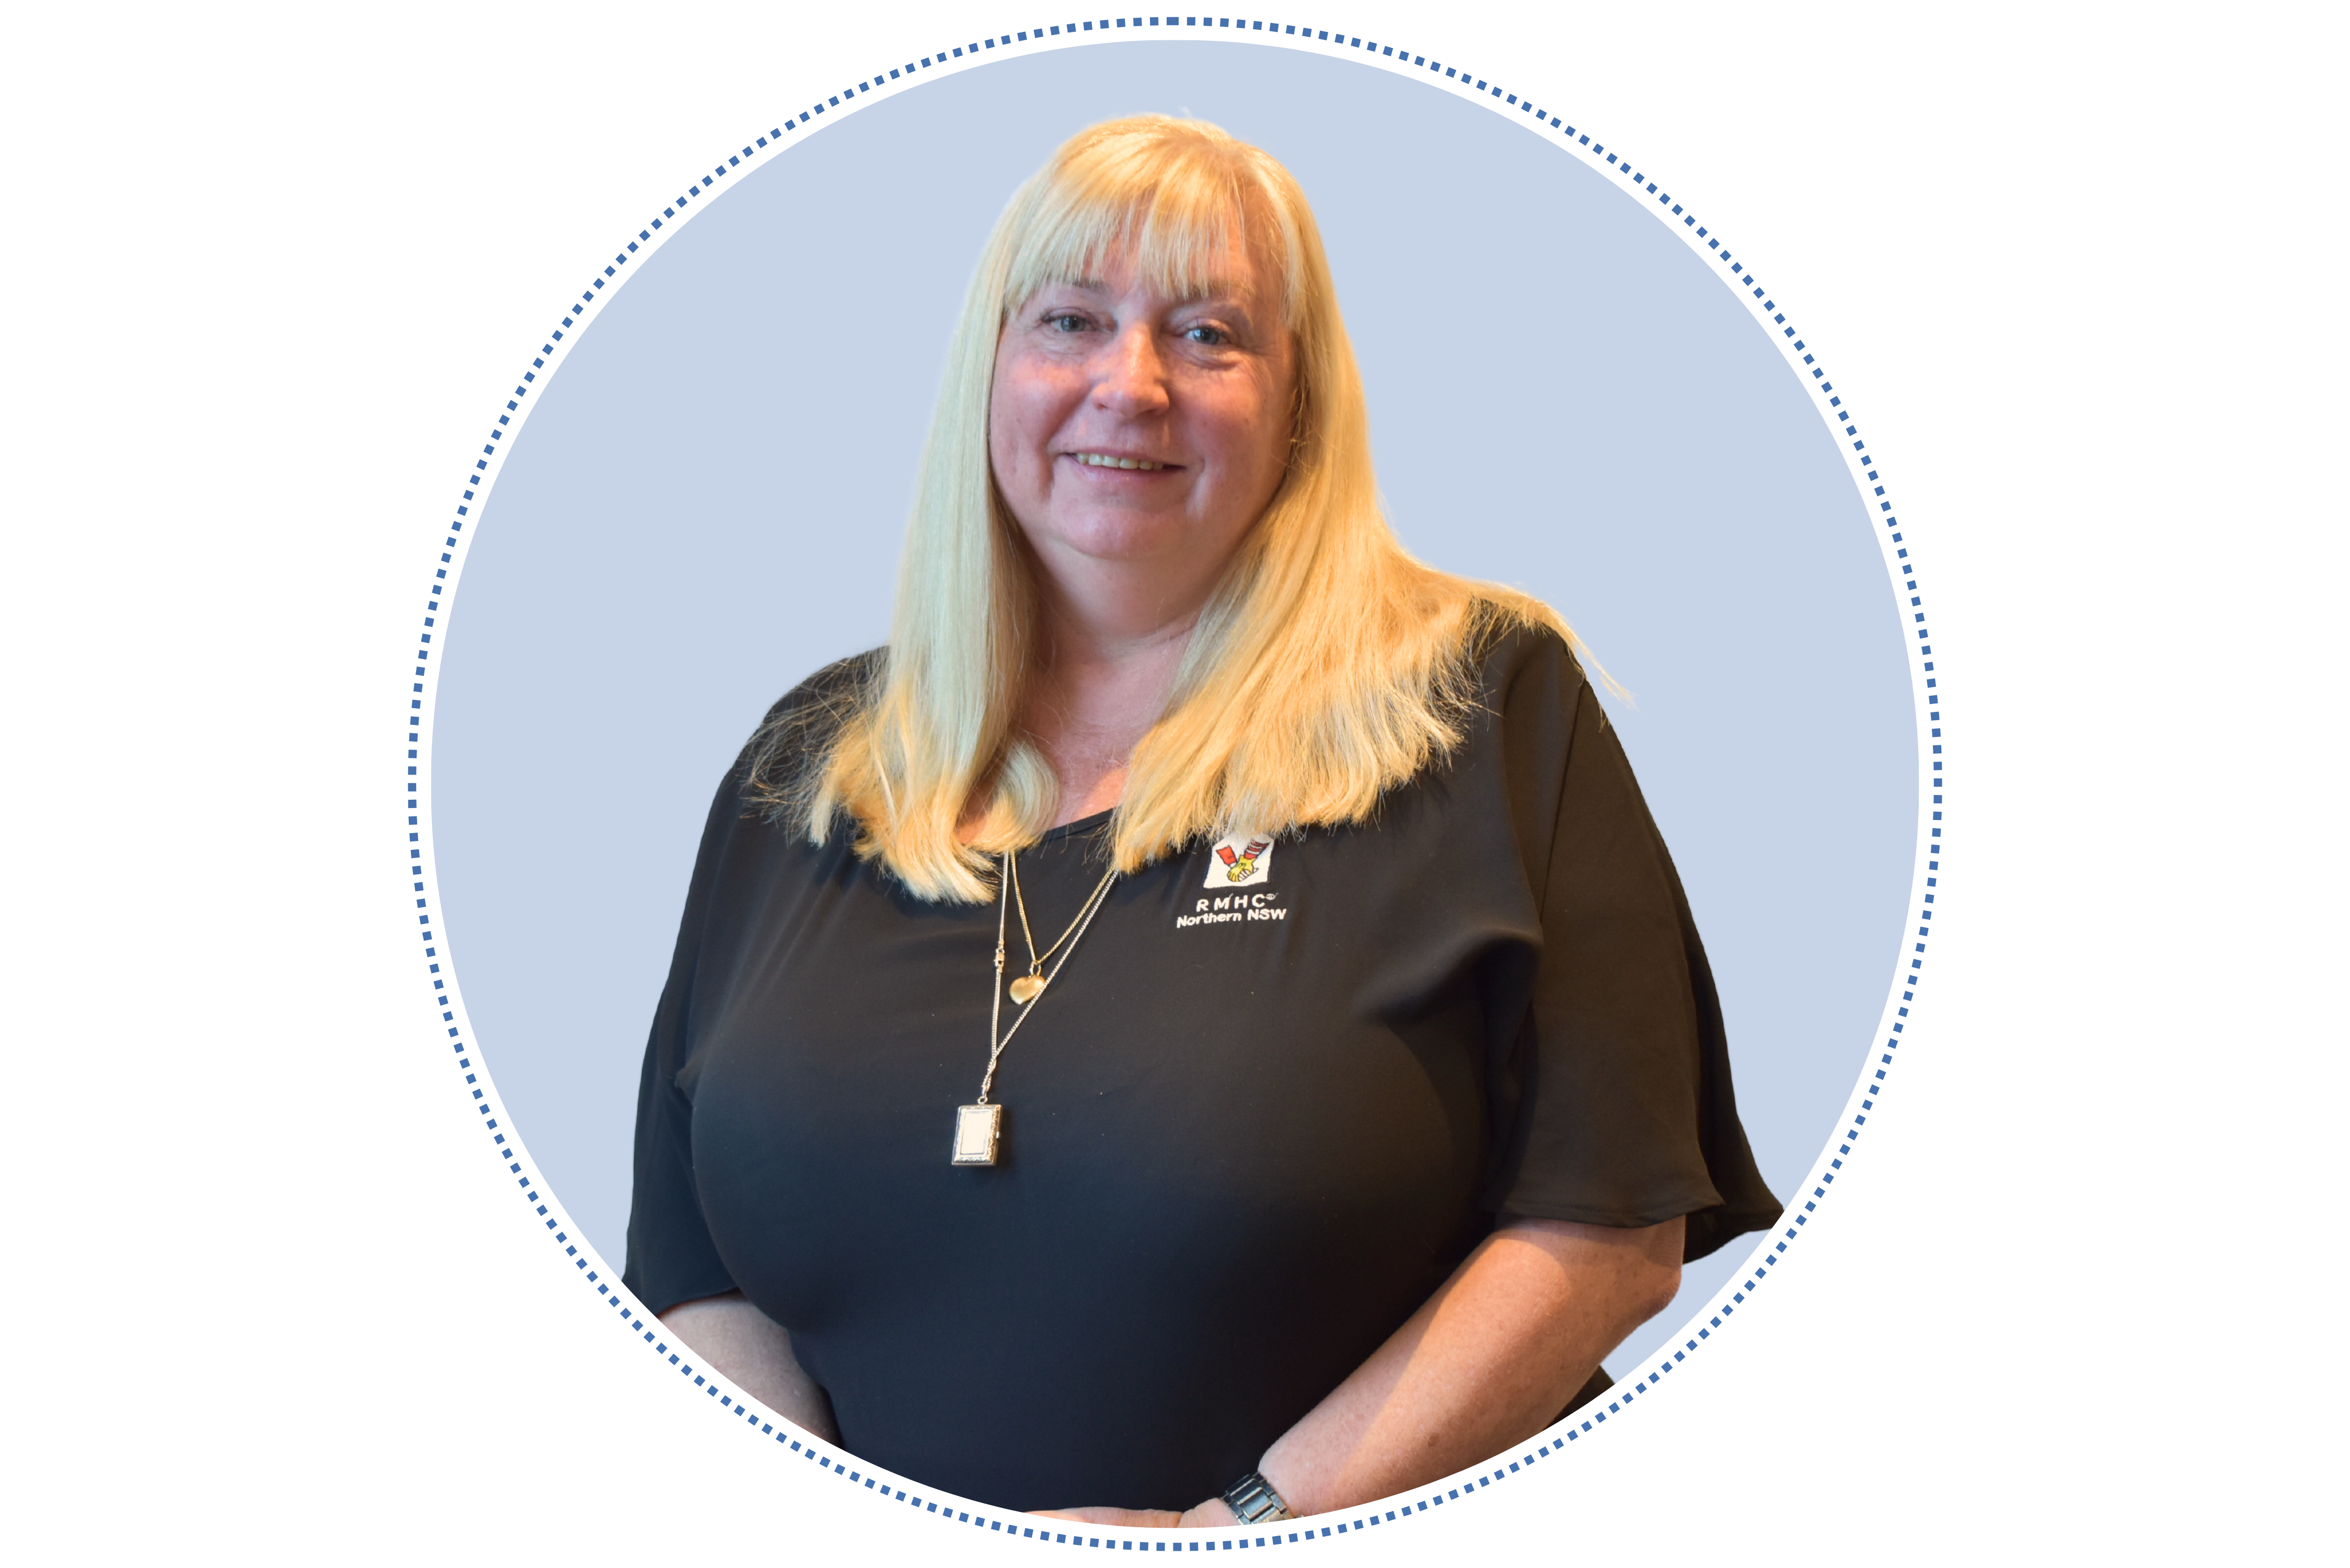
736;647;884;803
1427;611;1604;823
753;647;884;739
1466;611;1592;723
768;646;885;725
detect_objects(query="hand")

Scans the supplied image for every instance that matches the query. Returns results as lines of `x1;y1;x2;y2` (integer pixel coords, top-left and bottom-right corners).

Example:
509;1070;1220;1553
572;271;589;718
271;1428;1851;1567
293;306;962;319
1031;1499;1239;1530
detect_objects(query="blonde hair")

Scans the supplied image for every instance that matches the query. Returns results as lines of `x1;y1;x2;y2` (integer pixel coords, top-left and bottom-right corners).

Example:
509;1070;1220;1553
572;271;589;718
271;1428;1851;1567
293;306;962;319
753;115;1576;902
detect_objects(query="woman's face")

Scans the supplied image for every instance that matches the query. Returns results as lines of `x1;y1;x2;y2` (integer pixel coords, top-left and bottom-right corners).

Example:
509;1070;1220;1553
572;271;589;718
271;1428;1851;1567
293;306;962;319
988;232;1297;624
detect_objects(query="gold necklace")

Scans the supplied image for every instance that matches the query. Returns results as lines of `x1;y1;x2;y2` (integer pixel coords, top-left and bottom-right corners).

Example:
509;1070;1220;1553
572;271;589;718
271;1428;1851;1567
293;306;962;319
950;849;1118;1167
1005;850;1109;1004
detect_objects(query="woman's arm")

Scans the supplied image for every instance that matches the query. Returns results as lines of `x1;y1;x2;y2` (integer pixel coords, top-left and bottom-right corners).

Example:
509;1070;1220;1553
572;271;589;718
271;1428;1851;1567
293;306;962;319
1040;1215;1684;1528
659;1292;842;1444
1246;1215;1683;1518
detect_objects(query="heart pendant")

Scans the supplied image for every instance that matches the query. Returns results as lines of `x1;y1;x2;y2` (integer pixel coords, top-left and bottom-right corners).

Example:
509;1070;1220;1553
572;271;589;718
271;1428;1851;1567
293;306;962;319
1007;974;1045;1006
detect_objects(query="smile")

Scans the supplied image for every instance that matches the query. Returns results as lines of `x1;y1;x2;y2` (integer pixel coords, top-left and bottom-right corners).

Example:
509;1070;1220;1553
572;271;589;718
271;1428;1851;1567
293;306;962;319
1070;452;1172;471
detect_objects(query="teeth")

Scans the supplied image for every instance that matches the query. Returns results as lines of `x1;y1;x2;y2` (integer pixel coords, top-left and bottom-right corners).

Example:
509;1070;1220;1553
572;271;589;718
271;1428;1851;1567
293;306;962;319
1075;452;1167;470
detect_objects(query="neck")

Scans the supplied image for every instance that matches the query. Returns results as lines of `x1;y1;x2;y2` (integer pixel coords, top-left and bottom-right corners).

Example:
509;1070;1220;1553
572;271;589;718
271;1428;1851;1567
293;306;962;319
1020;583;1202;826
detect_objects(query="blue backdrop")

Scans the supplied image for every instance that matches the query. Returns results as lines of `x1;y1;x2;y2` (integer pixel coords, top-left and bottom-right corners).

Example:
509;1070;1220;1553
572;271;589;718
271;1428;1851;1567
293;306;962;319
434;40;1915;1382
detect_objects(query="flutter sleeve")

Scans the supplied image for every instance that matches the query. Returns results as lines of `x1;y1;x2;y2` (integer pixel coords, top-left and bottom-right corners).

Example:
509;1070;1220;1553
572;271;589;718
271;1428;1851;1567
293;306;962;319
619;755;751;1316
1485;635;1782;1262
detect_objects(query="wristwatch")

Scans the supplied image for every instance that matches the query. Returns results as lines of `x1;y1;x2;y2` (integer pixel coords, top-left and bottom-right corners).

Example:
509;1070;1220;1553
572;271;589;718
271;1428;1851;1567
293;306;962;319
1222;1471;1296;1525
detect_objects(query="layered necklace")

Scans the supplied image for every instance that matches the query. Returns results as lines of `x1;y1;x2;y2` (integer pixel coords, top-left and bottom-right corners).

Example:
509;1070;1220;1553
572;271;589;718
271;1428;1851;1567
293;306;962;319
950;848;1119;1166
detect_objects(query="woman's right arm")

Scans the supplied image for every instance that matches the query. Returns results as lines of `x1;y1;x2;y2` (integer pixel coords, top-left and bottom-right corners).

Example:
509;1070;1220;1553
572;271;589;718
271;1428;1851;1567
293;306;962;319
659;1292;842;1443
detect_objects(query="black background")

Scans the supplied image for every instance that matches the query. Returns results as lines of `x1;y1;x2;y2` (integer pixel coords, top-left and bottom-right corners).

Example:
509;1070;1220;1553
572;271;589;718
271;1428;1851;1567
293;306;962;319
321;21;2030;1542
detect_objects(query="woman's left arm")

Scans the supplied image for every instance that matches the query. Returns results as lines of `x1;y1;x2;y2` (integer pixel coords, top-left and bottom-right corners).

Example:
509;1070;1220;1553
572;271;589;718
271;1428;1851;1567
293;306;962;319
1039;1215;1684;1528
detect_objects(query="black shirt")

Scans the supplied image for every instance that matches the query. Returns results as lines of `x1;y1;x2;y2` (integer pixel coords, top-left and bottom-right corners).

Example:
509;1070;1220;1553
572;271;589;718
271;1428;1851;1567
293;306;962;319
623;625;1778;1511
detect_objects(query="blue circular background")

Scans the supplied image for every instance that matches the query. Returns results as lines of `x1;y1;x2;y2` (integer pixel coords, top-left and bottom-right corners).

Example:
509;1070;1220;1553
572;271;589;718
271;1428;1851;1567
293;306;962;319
434;37;1914;1378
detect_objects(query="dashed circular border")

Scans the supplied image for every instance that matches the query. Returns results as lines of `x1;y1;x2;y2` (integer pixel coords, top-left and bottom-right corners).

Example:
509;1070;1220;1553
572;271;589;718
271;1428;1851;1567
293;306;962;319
404;15;1942;1547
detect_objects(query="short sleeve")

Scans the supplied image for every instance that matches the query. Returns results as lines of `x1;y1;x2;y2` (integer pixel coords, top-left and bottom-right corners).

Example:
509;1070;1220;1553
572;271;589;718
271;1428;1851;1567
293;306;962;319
620;757;749;1316
623;653;878;1314
1489;649;1781;1263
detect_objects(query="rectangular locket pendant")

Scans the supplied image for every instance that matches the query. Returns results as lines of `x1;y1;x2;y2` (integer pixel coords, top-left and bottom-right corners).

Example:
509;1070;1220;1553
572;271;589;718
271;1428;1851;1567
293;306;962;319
951;1103;1002;1166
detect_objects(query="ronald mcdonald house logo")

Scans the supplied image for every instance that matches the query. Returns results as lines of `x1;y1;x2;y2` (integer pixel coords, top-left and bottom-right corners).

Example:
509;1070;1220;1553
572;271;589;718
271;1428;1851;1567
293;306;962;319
1205;832;1272;887
1178;832;1285;930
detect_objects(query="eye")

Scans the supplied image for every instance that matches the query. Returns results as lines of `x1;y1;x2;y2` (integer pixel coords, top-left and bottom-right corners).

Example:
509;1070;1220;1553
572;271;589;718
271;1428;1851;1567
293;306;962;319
1183;323;1231;346
1044;311;1091;333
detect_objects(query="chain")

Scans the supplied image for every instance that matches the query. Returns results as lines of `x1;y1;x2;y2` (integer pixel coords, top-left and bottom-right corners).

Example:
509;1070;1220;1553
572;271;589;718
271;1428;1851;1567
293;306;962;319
1009;850;1116;978
975;849;1117;1106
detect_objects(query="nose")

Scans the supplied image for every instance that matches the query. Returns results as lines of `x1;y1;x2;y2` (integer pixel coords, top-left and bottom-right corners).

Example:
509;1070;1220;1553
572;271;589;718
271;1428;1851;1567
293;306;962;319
1090;321;1171;418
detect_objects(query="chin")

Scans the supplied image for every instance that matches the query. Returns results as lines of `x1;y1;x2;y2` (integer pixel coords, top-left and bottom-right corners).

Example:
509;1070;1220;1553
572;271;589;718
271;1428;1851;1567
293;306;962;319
1036;512;1206;563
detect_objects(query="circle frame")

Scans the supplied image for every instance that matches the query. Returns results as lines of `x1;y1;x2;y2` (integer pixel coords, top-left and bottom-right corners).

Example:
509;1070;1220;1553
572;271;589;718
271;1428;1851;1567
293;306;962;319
403;18;1943;1547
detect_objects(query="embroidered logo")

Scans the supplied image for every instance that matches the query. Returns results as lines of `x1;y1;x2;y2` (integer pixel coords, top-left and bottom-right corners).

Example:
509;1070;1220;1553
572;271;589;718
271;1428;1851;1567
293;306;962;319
1178;831;1286;926
1204;832;1273;889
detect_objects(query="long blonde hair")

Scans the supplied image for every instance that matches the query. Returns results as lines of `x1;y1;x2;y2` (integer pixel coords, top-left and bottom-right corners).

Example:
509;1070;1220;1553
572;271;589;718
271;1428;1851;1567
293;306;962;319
752;115;1574;902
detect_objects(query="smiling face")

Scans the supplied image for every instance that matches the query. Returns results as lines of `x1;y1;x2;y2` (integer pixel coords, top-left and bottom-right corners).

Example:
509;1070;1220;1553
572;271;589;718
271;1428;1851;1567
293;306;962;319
988;233;1298;631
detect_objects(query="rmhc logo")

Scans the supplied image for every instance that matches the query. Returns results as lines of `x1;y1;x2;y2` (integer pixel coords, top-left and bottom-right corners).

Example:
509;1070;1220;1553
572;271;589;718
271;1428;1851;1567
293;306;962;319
1177;831;1286;929
1203;831;1273;889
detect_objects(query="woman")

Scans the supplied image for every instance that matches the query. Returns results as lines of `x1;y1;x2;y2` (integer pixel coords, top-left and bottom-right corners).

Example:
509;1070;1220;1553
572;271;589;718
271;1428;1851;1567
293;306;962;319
623;114;1778;1526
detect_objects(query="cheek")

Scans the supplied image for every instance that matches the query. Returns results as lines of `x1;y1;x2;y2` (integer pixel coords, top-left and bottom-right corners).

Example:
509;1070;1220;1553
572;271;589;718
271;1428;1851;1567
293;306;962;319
990;359;1066;476
1212;366;1287;465
987;399;1037;503
1201;383;1291;487
986;397;1017;480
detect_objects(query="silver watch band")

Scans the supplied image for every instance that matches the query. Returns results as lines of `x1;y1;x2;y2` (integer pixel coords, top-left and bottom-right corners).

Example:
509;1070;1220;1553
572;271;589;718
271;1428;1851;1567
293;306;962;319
1222;1471;1295;1524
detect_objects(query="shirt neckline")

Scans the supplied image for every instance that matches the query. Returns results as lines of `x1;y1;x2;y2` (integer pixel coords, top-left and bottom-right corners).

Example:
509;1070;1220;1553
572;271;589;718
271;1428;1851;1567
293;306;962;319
1037;807;1115;844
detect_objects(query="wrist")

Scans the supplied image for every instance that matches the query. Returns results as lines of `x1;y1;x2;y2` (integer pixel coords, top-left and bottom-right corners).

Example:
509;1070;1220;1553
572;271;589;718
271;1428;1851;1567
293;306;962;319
1220;1468;1299;1525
